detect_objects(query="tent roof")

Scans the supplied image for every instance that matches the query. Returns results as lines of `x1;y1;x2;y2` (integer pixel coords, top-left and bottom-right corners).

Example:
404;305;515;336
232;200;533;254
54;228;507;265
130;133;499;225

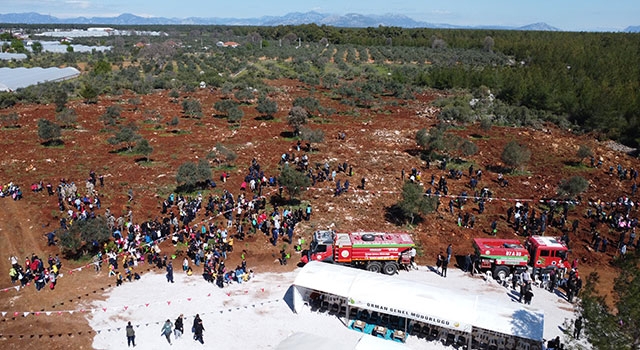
354;334;411;350
475;302;544;342
293;262;544;341
293;260;361;297
275;332;356;350
275;332;409;350
294;262;475;332
0;67;80;91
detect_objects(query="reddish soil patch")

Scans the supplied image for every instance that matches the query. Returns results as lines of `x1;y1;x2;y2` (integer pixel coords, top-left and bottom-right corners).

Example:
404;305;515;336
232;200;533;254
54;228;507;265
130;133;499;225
0;79;637;347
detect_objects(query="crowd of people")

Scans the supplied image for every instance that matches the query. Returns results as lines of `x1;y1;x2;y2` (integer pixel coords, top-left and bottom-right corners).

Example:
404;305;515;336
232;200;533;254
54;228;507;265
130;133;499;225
8;254;61;291
7;155;322;292
5;129;640;350
1;182;23;200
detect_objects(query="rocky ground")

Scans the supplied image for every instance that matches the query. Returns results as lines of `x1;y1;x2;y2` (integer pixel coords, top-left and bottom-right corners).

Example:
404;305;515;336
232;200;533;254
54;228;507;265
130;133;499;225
0;79;637;348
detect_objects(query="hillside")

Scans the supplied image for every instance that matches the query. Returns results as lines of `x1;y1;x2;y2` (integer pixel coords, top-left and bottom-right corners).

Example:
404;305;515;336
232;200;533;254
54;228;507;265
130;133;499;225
0;76;637;348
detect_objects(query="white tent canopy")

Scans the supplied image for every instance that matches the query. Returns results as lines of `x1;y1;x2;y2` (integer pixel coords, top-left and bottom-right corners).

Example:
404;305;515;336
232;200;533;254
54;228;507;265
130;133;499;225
475;302;544;342
347;270;476;333
275;332;410;350
293;262;544;342
275;332;356;350
355;334;411;349
292;260;360;298
293;262;475;333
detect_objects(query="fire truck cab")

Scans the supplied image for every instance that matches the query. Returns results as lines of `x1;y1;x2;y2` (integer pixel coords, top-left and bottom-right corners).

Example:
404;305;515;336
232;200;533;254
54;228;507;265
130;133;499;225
525;236;570;273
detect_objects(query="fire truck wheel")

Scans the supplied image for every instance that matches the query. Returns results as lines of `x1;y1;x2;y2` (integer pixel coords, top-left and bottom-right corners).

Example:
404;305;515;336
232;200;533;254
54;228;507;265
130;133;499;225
366;261;382;273
492;266;510;281
383;262;398;275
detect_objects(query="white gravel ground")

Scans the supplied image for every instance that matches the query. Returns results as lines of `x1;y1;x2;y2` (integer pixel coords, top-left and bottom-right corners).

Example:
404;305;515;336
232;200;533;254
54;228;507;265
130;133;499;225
86;264;585;350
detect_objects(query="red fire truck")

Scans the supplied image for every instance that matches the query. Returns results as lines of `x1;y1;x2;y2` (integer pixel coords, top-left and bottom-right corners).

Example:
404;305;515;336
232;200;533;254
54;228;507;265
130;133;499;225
473;236;570;280
300;230;415;275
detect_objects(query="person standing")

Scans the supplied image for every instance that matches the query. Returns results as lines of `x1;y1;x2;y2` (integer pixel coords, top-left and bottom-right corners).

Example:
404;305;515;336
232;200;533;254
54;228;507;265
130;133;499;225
524;284;534;305
193;314;205;344
409;247;417;270
490;220;498;235
174;314;184;339
464;253;472;273
446;244;452;264
166;261;174;283
305;204;312;221
182;257;189;272
161;319;173;345
441;256;449;278
126;321;136;347
574;316;583;340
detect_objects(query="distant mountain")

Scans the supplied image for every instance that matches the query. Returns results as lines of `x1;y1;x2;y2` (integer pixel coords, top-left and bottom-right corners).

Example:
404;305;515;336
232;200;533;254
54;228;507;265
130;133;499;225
517;22;560;31
624;25;640;32
0;11;562;31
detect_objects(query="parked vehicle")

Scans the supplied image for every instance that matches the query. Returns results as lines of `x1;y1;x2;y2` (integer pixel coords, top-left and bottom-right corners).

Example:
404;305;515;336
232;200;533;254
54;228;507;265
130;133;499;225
300;230;415;275
473;236;570;280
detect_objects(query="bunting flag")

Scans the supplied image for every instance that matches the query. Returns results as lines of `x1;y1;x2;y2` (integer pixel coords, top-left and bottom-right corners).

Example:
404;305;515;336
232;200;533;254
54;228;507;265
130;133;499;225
0;182;587;296
0;188;281;296
0;287;275;319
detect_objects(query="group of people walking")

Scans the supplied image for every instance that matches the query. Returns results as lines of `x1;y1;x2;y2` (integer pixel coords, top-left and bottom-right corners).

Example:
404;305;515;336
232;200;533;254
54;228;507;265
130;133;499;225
126;313;205;347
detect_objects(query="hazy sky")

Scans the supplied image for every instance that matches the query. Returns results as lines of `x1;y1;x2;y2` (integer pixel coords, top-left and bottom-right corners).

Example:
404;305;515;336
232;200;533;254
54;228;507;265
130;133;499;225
4;0;639;31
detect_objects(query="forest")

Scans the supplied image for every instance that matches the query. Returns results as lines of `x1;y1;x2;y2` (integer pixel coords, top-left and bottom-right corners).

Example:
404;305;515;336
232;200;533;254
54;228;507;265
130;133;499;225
2;24;640;147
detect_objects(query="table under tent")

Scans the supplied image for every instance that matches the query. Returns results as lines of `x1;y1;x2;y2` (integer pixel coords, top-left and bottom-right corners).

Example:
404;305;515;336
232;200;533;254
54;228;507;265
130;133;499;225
292;262;544;349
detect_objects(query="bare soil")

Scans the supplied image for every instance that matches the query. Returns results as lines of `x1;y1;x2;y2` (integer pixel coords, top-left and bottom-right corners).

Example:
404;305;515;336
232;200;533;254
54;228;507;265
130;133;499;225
0;79;636;348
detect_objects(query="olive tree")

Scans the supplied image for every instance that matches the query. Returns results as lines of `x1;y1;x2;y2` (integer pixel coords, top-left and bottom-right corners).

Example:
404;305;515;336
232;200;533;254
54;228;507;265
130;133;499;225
182;98;202;118
300;126;324;151
107;123;142;152
133;139;153;162
278;164;310;199
288;106;308;135
557;176;589;198
37;118;62;144
395;182;438;224
501;140;531;172
55;107;77;128
227;107;244;125
214;99;238;118
99;105;122;127
176;159;211;191
577;145;594;164
256;95;278;119
215;143;238;166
